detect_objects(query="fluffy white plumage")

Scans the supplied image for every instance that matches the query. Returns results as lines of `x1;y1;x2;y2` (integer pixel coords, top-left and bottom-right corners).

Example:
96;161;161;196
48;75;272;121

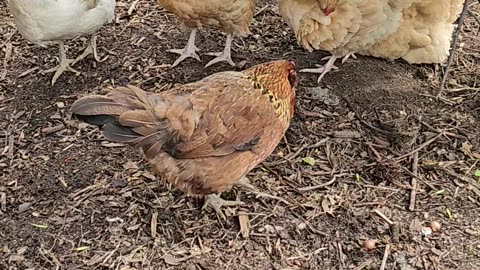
8;0;116;85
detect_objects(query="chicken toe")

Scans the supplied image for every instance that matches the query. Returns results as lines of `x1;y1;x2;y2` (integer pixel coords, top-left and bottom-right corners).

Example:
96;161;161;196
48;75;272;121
300;55;339;83
234;177;289;205
203;193;244;220
169;29;201;67
42;41;80;85
341;53;357;64
205;34;235;68
72;34;104;65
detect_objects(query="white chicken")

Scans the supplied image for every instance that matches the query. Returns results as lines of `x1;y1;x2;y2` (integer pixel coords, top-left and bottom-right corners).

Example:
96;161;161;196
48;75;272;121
8;0;116;85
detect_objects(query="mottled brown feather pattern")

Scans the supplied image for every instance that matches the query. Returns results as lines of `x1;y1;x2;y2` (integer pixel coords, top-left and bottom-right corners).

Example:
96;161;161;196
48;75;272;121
72;60;296;196
157;0;256;36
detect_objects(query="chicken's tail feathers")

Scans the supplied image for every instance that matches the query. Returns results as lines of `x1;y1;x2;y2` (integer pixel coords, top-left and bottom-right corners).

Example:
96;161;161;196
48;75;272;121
71;86;174;158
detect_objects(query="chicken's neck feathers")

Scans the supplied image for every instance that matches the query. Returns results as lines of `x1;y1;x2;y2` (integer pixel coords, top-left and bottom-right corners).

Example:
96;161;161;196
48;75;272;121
244;75;292;129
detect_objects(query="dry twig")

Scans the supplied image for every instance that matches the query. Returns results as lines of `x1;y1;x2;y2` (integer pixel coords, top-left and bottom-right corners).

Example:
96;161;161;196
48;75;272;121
409;152;419;211
379;244;391;270
437;0;470;97
374;209;394;225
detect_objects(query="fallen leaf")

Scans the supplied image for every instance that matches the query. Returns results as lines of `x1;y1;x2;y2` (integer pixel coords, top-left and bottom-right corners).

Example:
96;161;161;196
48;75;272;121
163;254;182;266
72;246;90;252
31;223;48;229
321;197;334;215
302;156;315;166
460;141;473;156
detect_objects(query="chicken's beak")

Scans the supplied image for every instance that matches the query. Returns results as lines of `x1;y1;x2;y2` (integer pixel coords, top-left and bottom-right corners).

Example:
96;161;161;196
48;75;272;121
322;7;334;16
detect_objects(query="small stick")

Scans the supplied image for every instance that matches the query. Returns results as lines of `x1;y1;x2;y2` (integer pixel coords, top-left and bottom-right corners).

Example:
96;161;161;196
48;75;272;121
151;210;158;238
297;173;350;191
128;0;140;15
409;152;419;211
395;132;444;162
374;209;394;225
379;244;391;270
437;0;469;98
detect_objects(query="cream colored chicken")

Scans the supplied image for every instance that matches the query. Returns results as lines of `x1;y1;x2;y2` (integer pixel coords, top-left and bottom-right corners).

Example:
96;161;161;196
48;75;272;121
362;0;463;64
8;0;116;85
157;0;256;68
279;0;462;82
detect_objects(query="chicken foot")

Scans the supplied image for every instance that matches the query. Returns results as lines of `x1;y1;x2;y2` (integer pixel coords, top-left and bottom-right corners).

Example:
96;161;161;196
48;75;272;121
42;41;80;86
204;34;235;68
203;193;245;220
169;29;201;67
72;34;105;65
300;53;357;82
234;176;289;205
202;176;288;219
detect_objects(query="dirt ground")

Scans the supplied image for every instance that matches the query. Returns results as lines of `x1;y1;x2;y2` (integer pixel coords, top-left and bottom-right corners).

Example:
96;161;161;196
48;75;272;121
1;1;480;269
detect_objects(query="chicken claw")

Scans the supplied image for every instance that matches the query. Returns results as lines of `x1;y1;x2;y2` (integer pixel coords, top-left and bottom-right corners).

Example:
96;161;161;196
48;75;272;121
321;53;357;64
169;29;201;67
42;41;80;85
300;55;339;83
203;193;245;220
234;176;290;205
205;34;235;68
341;53;357;64
302;53;358;82
72;34;105;65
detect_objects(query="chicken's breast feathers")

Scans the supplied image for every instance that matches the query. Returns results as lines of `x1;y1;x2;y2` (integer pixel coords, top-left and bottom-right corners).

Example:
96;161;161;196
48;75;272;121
157;0;256;36
279;0;411;56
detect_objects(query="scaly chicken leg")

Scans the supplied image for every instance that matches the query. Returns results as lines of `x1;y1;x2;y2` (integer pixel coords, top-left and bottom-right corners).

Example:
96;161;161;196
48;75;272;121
300;53;357;82
42;41;80;86
205;34;236;68
203;193;245;220
169;29;201;67
203;176;288;219
72;34;104;65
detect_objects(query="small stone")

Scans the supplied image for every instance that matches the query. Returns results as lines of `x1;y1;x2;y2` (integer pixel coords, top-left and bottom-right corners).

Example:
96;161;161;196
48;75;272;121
430;221;441;232
421;227;432;236
362;239;376;251
18;203;31;214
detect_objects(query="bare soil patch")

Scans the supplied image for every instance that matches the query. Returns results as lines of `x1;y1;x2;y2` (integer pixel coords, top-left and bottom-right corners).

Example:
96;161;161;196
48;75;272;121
1;1;479;269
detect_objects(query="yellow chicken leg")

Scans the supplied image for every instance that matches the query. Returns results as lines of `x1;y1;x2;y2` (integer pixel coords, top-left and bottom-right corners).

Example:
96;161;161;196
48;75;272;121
300;53;357;82
205;34;235;68
72;34;104;65
300;55;339;83
203;193;245;220
169;29;201;67
341;53;357;64
42;41;80;86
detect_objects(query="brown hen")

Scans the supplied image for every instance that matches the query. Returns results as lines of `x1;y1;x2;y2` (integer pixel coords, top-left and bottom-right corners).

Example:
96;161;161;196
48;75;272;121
71;60;296;218
157;0;256;67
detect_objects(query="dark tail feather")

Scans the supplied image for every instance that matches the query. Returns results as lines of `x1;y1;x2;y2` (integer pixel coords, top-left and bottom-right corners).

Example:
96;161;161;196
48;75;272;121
71;86;171;157
102;123;142;143
71;95;130;118
75;114;117;126
72;94;144;142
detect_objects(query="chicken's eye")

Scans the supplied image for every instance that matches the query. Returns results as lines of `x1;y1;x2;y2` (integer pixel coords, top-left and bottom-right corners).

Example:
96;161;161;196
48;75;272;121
288;70;297;88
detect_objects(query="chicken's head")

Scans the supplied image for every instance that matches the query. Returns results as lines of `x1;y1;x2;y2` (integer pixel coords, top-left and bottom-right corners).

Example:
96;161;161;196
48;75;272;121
244;60;297;118
319;0;338;16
